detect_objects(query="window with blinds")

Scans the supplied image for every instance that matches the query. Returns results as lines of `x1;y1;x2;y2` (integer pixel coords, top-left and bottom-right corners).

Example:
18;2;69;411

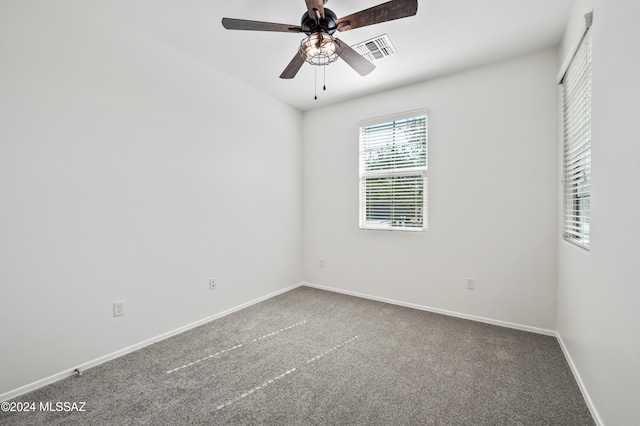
359;111;428;231
561;26;592;250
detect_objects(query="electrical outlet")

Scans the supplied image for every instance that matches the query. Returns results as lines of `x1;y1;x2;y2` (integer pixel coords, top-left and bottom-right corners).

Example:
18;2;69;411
466;278;475;290
320;259;325;268
209;278;217;290
113;300;125;317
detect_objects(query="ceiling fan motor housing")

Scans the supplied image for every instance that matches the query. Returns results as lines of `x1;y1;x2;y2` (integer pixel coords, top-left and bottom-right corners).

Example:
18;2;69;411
301;8;337;35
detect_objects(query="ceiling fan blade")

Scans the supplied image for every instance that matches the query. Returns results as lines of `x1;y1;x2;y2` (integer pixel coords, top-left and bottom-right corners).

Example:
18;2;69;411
335;39;376;76
335;0;418;32
304;0;325;20
280;51;306;79
222;18;302;33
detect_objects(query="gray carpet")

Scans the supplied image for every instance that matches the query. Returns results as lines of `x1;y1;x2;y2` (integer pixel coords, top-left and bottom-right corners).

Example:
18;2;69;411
1;286;595;425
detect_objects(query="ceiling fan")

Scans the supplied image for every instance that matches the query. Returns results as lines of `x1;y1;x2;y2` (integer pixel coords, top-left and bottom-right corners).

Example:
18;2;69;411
221;0;418;79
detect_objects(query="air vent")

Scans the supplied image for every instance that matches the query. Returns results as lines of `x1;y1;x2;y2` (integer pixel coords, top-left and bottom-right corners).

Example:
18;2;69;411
352;34;397;62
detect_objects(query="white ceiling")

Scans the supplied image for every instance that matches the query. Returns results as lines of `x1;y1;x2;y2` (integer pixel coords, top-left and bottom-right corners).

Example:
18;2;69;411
89;0;576;111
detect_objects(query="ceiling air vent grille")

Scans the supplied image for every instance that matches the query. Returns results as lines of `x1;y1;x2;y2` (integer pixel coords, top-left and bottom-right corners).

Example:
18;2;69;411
352;34;397;62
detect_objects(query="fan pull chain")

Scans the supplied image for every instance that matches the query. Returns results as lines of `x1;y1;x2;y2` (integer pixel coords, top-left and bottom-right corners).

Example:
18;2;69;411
323;65;327;91
313;66;329;100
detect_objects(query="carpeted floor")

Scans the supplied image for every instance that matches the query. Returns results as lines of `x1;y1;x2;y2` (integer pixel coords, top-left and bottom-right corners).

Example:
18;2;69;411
0;286;595;425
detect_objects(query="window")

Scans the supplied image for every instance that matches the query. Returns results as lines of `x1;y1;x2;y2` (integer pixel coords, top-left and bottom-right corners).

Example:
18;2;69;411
561;21;592;250
359;110;428;231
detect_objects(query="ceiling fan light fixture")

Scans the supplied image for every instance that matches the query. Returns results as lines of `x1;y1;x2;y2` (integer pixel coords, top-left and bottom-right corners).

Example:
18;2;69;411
299;31;340;66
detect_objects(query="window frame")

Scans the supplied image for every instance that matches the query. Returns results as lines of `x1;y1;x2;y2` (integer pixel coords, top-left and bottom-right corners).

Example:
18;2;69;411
358;109;428;232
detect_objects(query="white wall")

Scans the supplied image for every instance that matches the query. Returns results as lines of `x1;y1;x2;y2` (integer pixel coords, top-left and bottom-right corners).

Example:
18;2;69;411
303;48;559;331
0;1;302;396
557;1;640;424
5;1;637;422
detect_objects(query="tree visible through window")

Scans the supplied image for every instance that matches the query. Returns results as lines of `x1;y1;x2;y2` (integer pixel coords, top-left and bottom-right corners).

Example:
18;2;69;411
359;111;427;231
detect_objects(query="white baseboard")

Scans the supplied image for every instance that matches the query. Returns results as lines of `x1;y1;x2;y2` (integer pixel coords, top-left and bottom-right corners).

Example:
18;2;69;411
0;282;304;402
555;333;604;426
3;281;602;426
301;282;556;336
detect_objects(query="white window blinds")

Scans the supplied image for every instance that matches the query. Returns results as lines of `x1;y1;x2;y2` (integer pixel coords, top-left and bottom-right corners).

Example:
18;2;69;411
359;111;428;231
561;22;592;250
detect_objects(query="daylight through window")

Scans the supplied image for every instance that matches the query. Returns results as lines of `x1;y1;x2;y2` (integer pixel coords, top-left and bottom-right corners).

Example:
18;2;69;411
561;25;592;250
359;111;428;231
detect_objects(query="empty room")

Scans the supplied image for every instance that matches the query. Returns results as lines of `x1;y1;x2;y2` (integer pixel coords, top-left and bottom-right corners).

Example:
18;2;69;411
1;0;638;425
